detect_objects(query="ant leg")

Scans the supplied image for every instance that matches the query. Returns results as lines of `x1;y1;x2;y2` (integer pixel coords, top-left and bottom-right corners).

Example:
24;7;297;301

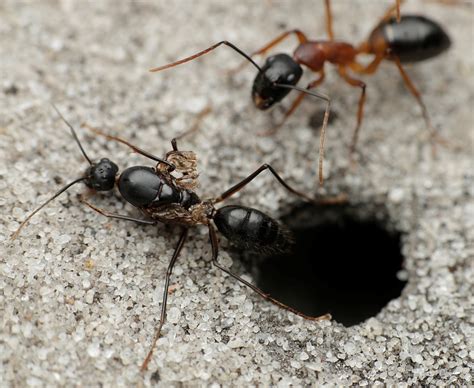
349;54;384;75
258;72;326;137
392;56;432;131
249;29;308;57
81;199;157;225
392;56;454;152
213;163;346;205
173;105;212;142
380;0;404;22
82;124;175;171
228;30;309;74
324;0;335;40
141;228;189;372
337;66;366;159
208;225;330;321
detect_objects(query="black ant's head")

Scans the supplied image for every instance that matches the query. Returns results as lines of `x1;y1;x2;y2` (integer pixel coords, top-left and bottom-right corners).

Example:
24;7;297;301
85;158;119;191
252;53;303;110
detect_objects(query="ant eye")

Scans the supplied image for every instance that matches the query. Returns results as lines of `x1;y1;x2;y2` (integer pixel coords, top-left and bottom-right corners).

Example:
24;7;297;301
287;74;295;83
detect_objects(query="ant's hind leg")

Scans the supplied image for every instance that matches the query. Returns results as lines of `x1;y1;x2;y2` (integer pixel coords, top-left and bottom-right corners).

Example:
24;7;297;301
140;228;188;372
392;56;458;153
337;66;366;160
208;225;331;321
392;57;434;136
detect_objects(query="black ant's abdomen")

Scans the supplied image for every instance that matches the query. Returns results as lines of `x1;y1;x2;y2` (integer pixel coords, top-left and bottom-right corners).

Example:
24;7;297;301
372;15;451;63
252;53;303;110
213;205;294;255
118;166;180;208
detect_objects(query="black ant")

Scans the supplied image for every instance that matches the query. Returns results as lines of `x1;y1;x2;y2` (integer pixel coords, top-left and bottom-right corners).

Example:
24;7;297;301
12;106;345;372
10;104;175;240
149;0;450;157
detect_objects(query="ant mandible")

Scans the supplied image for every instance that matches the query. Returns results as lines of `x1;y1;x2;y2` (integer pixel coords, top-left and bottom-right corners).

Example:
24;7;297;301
13;106;344;372
149;0;450;157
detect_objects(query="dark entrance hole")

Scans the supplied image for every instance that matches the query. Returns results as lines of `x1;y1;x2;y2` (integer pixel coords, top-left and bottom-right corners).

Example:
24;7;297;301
247;203;407;327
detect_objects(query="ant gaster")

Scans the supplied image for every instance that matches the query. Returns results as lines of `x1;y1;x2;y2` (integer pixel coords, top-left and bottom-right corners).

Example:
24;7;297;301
13;106;345;372
149;0;450;157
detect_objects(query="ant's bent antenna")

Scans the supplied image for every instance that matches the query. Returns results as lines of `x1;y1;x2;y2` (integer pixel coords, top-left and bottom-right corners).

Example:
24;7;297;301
51;103;92;165
274;83;331;186
149;40;263;73
11;177;87;240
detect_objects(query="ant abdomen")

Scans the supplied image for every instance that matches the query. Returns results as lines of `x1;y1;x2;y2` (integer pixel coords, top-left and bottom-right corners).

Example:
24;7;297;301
213;205;294;255
370;15;451;63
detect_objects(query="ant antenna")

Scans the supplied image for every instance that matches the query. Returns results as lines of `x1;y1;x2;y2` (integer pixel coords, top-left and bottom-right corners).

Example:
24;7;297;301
273;83;331;185
11;177;87;240
11;105;97;240
149;41;263;73
51;103;92;165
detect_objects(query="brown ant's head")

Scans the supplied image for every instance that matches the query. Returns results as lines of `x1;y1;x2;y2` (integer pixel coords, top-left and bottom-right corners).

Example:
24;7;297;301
252;53;303;110
84;158;119;191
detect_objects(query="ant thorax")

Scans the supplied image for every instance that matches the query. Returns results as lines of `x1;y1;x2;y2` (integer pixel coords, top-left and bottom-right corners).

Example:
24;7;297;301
158;149;199;191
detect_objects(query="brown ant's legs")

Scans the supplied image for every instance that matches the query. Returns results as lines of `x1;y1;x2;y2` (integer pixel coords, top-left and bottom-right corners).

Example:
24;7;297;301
212;163;346;206
173;105;212;142
392;56;452;152
381;0;404;22
140;228;189;372
392;56;432;132
349;53;384;75
229;30;309;74
249;29;308;56
82;124;175;170
208;225;331;321
81;199;158;225
258;72;326;137
324;0;335;39
337;66;367;159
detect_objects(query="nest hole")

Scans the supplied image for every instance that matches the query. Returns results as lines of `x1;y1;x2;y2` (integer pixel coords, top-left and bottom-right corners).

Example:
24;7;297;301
248;203;407;327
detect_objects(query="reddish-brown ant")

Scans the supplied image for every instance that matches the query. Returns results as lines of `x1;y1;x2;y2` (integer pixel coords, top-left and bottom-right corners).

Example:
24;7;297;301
149;0;450;157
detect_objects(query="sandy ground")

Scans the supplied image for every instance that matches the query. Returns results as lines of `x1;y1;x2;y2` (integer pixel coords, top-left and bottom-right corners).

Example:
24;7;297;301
1;0;473;386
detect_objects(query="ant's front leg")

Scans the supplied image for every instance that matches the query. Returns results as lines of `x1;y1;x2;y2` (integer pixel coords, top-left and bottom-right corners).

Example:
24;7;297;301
81;198;158;225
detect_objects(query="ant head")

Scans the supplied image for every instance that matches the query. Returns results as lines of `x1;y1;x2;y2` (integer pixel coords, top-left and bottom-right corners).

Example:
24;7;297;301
252;53;303;110
85;158;119;191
